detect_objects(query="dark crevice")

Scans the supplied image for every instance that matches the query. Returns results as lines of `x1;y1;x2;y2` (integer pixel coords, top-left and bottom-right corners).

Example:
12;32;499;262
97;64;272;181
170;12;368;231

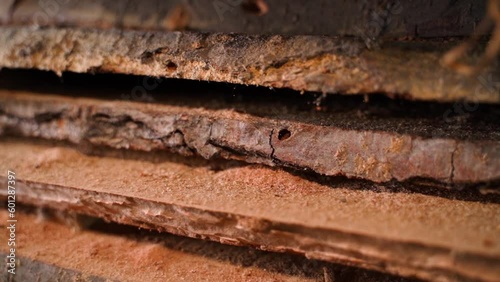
207;139;272;163
34;111;63;123
277;128;291;140
269;128;276;161
158;129;197;155
241;0;269;16
450;143;458;184
164;60;178;72
283;167;500;204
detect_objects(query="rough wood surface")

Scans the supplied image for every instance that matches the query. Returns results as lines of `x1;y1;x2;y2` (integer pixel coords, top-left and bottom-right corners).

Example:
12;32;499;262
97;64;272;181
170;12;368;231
0;26;499;103
1;210;408;282
1;139;499;281
4;0;485;38
0;90;498;185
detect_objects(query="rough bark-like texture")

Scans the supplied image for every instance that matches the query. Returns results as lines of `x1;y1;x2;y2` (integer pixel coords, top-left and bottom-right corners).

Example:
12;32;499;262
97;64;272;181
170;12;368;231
2;211;408;282
0;139;499;281
1;91;498;185
0;26;499;103
6;0;484;38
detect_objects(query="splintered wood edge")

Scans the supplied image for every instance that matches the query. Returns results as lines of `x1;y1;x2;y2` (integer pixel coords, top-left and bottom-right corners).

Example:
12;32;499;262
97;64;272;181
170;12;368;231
1;91;499;185
0;26;498;103
0;140;499;281
3;210;377;282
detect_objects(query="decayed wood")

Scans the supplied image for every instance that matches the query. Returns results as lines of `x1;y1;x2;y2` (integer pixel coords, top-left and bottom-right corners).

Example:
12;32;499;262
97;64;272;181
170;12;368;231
0;90;498;185
0;26;499;103
0;139;499;281
5;0;484;38
2;210;403;282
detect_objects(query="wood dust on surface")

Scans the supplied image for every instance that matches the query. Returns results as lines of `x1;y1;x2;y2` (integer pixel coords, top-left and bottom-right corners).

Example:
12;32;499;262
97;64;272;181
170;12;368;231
0;210;413;282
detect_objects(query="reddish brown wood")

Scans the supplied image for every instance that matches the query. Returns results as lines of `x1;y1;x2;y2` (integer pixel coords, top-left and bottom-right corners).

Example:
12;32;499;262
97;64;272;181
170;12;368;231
1;139;499;281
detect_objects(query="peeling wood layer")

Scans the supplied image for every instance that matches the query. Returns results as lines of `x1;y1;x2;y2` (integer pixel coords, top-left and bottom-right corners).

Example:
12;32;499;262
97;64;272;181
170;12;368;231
3;211;399;282
3;0;485;38
0;26;499;103
0;140;499;281
0;90;498;185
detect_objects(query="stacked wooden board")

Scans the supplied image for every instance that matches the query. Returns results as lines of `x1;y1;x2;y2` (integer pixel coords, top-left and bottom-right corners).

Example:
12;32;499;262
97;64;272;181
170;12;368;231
2;208;416;281
0;0;499;281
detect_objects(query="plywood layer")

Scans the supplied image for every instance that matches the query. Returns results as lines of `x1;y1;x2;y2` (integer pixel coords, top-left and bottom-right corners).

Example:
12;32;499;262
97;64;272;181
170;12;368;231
0;26;499;103
0;139;499;281
1;90;498;185
2;210;406;282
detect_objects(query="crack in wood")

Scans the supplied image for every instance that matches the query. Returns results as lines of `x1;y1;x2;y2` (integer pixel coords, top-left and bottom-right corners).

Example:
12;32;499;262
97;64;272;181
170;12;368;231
1;91;498;186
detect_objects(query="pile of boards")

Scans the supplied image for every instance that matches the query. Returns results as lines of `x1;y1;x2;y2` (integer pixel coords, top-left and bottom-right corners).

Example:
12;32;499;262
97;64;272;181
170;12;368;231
0;0;499;281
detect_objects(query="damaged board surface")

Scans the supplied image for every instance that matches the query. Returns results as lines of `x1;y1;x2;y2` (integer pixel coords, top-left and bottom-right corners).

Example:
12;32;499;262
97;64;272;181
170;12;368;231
1;210;408;282
0;26;499;103
0;139;499;281
0;90;498;185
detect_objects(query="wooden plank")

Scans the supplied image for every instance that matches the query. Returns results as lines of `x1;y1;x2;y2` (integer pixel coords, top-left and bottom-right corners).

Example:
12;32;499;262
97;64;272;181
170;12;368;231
1;210;407;281
0;139;499;281
0;89;498;185
0;26;498;103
